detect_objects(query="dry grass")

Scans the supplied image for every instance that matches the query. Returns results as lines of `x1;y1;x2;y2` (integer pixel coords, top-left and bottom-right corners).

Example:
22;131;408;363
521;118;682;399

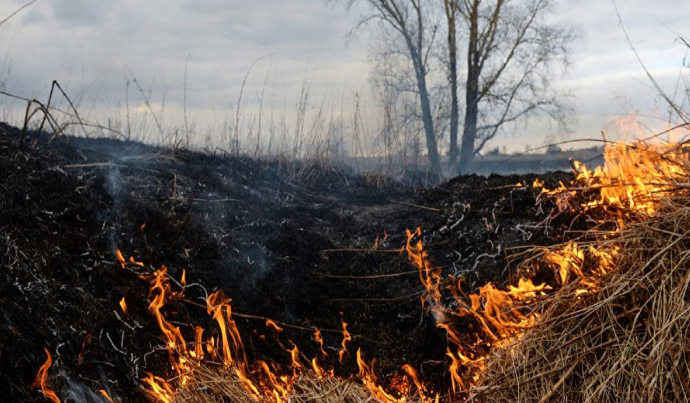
475;197;690;402
172;364;424;403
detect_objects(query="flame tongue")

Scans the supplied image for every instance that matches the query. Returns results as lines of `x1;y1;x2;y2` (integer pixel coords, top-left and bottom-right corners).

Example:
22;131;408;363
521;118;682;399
145;267;190;378
357;349;406;403
338;317;351;362
33;348;61;403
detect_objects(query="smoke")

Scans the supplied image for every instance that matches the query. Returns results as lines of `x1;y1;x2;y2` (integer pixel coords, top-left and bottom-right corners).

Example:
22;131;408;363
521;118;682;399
105;167;121;201
59;370;120;403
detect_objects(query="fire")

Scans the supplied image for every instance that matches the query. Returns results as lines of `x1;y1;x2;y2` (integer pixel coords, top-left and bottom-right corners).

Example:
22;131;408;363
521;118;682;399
338;316;351;362
144;267;190;380
289;345;302;369
401;364;427;398
32;348;60;403
139;267;301;402
311;357;334;379
116;248;126;269
206;290;245;367
119;297;127;313
126;138;687;402
357;349;406;403
192;327;204;360
133;227;558;401
135;257;417;402
143;373;174;403
545;141;689;216
99;389;115;403
374;230;388;249
313;327;327;357
406;226;545;348
265;319;283;333
404;140;689;392
544;242;584;285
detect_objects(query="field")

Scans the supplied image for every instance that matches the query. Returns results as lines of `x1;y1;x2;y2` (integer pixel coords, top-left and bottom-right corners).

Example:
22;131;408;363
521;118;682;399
5;117;689;403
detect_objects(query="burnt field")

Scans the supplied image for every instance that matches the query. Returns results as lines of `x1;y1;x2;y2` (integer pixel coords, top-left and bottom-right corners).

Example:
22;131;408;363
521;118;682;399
0;122;572;402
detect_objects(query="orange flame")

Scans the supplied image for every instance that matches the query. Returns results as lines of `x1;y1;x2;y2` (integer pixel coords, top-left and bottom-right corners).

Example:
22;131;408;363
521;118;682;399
129;256;144;267
131;136;688;401
289;345;302;370
313;327;327;357
143;373;174;403
357;349;406;403
311;357;333;379
116;249;126;269
401;364;431;401
206;290;246;367
337;317;351;362
99;389;115;403
193;326;205;360
544;141;689;216
119;297;127;314
266;319;284;333
144;267;190;383
32;348;60;403
405;227;548;389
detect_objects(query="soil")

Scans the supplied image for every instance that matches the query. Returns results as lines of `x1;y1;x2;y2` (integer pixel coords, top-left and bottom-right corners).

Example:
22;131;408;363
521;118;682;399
0;122;573;402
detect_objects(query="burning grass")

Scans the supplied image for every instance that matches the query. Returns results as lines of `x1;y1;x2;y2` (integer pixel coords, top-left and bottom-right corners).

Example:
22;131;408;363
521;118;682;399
473;141;690;402
476;198;690;402
18;117;690;402
125;140;690;403
96;140;690;403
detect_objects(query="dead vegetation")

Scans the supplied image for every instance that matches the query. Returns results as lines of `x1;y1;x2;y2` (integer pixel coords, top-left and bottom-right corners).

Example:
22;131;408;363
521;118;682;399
473;141;690;402
172;365;422;403
477;198;690;402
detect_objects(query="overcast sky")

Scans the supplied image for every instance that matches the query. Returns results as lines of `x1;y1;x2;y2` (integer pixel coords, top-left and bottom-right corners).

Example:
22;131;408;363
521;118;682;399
0;0;688;153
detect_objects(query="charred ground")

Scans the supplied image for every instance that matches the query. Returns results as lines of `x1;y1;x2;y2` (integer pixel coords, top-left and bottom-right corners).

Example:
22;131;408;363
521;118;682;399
0;122;571;402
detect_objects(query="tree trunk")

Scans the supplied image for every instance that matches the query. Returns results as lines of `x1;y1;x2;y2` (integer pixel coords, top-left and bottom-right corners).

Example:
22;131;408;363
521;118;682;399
402;29;441;180
458;0;479;174
445;0;460;172
418;78;441;179
458;89;478;173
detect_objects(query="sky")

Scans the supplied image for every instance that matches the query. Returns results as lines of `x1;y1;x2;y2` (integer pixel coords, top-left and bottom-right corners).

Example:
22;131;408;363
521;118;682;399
0;0;688;154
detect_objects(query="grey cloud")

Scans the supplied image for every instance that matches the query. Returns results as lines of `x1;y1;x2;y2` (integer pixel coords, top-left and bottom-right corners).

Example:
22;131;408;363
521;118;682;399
50;0;115;26
0;0;687;154
20;10;44;25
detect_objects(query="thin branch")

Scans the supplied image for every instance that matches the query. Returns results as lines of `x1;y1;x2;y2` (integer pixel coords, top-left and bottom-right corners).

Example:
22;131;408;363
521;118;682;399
0;0;36;27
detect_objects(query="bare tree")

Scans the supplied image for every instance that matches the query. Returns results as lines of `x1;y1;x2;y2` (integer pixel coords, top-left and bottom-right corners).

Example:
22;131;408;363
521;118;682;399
337;0;575;176
453;0;576;173
337;0;442;179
